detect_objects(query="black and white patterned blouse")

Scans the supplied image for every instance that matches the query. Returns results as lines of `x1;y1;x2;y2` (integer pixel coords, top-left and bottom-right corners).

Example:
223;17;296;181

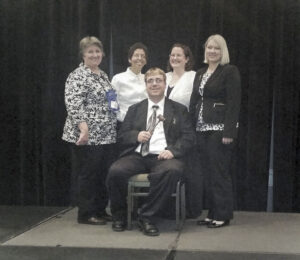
62;63;117;145
196;72;224;132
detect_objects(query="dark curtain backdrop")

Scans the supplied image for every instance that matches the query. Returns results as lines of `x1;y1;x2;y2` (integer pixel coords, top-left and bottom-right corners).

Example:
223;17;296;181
0;0;299;212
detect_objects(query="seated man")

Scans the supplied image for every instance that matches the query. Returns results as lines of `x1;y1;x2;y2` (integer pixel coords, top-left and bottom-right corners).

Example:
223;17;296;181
106;67;195;236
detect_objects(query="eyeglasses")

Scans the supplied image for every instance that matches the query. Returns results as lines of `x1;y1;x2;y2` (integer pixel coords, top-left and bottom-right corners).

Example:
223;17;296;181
170;54;184;58
146;78;164;84
132;54;146;59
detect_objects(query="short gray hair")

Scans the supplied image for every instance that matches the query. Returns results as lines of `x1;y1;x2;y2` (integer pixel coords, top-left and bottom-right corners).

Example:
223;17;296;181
79;36;105;59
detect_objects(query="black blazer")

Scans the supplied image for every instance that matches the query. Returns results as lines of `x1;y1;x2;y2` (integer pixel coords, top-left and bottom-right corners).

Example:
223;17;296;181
189;64;241;138
118;98;195;158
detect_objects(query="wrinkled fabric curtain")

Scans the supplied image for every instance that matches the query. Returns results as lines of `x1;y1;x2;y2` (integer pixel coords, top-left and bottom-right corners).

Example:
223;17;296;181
0;0;112;205
0;0;299;212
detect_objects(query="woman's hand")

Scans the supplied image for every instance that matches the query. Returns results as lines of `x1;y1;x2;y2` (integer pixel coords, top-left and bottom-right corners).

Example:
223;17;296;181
76;122;89;145
222;137;233;145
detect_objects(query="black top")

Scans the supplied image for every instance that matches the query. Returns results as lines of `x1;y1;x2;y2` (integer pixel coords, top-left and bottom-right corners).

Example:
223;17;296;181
189;64;241;138
118;98;196;158
166;85;174;98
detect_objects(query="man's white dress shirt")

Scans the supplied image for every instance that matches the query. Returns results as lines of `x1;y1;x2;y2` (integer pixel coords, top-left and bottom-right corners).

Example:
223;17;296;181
135;98;167;154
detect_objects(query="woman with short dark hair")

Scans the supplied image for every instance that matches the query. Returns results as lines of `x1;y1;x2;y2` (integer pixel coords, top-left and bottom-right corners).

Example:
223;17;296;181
111;42;149;125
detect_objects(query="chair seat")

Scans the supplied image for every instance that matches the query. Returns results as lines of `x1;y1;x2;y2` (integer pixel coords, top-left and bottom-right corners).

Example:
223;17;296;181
128;173;150;188
128;173;149;182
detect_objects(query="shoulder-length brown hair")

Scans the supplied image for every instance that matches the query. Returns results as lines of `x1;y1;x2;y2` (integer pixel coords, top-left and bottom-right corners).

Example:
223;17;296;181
167;43;194;71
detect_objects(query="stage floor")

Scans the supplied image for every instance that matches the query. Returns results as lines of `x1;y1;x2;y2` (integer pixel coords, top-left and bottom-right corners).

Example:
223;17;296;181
1;207;300;259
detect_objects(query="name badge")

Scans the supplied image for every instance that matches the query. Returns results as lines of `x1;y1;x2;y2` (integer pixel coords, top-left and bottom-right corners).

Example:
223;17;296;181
106;89;119;112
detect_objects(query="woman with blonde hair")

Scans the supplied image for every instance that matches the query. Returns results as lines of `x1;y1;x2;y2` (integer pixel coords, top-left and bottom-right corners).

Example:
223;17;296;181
189;34;241;228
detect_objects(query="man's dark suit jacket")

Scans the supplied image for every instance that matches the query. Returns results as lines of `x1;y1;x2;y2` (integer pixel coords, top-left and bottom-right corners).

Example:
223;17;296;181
189;64;241;138
118;98;195;158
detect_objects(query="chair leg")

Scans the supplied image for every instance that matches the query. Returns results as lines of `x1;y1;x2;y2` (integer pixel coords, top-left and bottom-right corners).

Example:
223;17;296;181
127;183;133;230
181;183;186;225
175;181;180;230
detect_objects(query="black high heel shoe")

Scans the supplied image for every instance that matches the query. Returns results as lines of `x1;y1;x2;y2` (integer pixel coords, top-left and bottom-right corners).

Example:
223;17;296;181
207;220;230;228
78;216;106;225
197;218;213;225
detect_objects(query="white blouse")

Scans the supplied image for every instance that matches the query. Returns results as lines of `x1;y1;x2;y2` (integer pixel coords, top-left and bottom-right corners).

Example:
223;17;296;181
111;67;148;122
165;70;196;109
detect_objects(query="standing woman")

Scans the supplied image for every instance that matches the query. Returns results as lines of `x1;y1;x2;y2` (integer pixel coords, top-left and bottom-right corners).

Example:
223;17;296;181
166;43;202;218
189;34;241;227
166;43;195;108
62;36;117;225
111;42;148;127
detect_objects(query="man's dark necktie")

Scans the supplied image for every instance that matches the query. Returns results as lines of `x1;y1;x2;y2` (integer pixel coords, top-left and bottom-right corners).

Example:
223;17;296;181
141;105;158;156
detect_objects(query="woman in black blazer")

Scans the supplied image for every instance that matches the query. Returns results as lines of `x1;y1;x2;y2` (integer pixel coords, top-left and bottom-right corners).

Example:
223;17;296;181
189;34;241;228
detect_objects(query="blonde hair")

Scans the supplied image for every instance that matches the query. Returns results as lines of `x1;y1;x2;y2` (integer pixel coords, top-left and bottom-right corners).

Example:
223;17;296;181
79;36;105;59
204;34;230;65
144;67;166;83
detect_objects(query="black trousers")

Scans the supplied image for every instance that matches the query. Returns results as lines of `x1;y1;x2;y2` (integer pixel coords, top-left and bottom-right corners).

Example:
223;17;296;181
71;143;116;221
196;131;235;221
106;153;184;220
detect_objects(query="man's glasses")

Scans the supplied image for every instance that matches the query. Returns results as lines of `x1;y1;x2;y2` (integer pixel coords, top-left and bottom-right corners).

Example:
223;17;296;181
146;78;164;84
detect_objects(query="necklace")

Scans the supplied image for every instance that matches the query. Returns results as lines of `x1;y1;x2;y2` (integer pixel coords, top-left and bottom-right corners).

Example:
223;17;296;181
206;68;215;74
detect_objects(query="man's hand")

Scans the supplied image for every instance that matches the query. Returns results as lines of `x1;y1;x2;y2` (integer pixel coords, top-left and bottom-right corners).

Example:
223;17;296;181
76;122;89;145
137;131;152;143
158;150;174;160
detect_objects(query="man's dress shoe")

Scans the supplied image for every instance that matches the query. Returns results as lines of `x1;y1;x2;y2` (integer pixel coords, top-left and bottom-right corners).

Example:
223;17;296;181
78;216;106;225
207;220;230;228
112;220;126;232
138;219;160;236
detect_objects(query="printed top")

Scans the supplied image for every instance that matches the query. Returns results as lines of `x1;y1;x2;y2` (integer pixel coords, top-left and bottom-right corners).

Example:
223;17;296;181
196;72;224;131
62;63;117;145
